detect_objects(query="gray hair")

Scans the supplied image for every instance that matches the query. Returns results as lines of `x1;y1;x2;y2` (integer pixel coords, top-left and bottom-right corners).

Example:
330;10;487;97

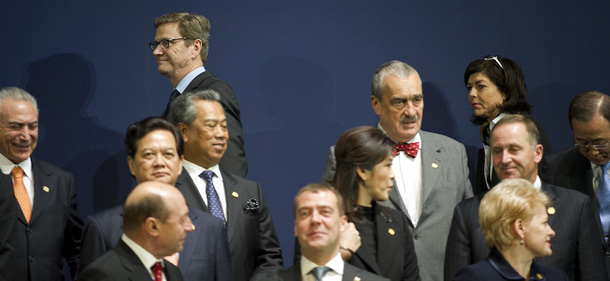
168;89;221;125
0;87;39;114
371;60;420;100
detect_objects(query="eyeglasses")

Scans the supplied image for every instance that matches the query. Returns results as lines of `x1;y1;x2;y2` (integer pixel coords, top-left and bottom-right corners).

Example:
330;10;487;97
149;37;192;51
483;55;504;69
574;141;610;152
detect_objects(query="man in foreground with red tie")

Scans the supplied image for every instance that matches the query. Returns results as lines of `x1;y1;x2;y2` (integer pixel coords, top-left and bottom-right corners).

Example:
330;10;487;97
79;181;193;281
0;87;83;281
321;61;472;281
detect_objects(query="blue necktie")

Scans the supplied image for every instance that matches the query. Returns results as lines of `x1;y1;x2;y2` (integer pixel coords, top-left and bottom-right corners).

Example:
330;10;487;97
200;170;226;227
310;266;330;281
163;89;180;117
597;162;610;241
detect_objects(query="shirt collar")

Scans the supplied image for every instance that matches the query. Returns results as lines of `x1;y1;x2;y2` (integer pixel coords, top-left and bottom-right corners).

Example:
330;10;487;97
0;153;32;178
533;176;542;190
377;123;422;146
175;66;206;93
121;234;164;271
300;252;344;277
489;113;507;131
183;159;222;180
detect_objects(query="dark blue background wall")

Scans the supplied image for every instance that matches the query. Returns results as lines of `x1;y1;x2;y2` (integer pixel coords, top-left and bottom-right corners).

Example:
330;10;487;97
2;0;610;267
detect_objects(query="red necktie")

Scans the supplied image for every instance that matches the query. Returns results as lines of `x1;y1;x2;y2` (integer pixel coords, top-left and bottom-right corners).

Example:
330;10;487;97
394;142;420;158
151;261;163;281
11;166;31;222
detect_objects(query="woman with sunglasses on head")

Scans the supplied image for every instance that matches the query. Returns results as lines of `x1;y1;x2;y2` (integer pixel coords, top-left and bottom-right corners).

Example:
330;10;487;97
332;126;420;281
464;56;552;194
452;178;568;281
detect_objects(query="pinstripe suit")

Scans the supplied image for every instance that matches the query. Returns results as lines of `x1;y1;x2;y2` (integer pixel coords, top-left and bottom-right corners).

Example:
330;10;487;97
444;180;607;281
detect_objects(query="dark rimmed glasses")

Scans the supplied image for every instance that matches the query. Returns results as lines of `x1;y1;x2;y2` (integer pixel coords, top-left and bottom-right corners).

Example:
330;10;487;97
575;141;610;152
149;37;192;51
483;55;504;69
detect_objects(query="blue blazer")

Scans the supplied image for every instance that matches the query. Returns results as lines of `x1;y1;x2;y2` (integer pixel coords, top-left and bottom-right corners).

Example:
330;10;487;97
78;205;232;281
452;248;568;281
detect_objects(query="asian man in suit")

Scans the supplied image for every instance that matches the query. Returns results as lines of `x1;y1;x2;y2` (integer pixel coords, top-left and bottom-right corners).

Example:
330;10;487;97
168;89;283;281
79;181;192;281
78;117;232;281
545;91;610;280
151;11;247;177
264;183;388;281
444;114;606;281
322;61;473;281
0;87;83;281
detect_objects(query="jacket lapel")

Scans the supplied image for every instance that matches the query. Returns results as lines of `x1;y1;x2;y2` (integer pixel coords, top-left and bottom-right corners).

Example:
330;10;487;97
420;131;442;206
29;159;52;224
178;211;200;274
175;168;208;212
375;207;398;276
221;170;240;243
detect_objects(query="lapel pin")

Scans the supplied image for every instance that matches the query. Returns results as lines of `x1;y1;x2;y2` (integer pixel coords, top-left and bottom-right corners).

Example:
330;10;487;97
388;228;395;235
232;191;239;198
43;186;50;192
536;273;543;279
431;163;438;169
547;207;556;215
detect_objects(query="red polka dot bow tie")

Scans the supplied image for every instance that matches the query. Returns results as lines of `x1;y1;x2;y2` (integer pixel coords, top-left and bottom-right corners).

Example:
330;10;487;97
394;142;420;158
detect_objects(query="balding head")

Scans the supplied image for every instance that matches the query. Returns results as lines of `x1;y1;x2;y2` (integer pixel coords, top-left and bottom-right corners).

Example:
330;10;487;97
123;181;194;258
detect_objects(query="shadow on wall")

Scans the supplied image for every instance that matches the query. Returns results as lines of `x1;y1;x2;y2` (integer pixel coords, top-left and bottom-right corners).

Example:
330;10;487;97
246;55;344;266
20;53;134;218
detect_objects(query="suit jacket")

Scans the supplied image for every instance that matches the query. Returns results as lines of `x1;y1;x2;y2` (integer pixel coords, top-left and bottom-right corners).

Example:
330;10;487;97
545;147;610;280
263;262;390;281
444;182;607;281
13;158;83;281
323;130;473;281
78;239;183;281
0;174;16;281
78;205;232;281
452;248;568;281
176;168;283;281
349;204;420;281
161;70;248;177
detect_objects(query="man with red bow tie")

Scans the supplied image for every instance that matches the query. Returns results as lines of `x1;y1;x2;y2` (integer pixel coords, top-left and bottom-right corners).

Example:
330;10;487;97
322;60;473;281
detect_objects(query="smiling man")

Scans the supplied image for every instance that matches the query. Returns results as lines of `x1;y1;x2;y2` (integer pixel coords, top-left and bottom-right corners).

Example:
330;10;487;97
168;89;283;281
0;87;83;281
151;12;247;177
264;183;388;281
444;114;606;281
322;60;472;281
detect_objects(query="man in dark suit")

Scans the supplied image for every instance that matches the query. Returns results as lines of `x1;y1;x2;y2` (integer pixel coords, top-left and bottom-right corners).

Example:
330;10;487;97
151;12;247;177
322;61;472;281
266;183;388;281
79;117;232;281
0;174;16;281
545;91;610;280
168;89;283;281
79;181;192;281
0;87;83;281
444;114;606;281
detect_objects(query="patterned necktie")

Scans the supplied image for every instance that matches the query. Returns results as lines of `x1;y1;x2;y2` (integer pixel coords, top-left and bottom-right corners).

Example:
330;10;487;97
11;166;31;222
480;121;491;146
597;162;610;241
394;142;420;158
310;266;331;281
151;261;163;281
200;170;226;226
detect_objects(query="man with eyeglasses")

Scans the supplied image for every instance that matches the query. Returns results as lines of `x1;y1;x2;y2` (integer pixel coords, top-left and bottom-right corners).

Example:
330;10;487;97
150;12;247;178
545;91;610;280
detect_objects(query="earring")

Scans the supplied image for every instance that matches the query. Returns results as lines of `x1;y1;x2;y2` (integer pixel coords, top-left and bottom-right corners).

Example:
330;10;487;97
519;240;524;245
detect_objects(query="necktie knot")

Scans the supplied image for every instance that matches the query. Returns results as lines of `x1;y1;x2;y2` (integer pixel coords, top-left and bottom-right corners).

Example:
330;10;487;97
200;170;215;182
310;266;331;281
151;261;163;281
11;166;24;179
394;142;420;158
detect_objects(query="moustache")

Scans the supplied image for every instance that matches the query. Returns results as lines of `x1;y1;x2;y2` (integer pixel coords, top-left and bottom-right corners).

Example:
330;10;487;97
400;116;419;122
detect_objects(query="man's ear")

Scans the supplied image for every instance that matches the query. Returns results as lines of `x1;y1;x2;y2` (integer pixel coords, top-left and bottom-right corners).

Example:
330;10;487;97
127;156;136;177
371;95;382;116
178;123;189;143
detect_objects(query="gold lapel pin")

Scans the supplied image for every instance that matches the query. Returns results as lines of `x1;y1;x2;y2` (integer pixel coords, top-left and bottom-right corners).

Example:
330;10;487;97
536;273;543;279
388;228;395;235
43;186;50;192
547;207;556;215
431;163;438;169
232;191;239;198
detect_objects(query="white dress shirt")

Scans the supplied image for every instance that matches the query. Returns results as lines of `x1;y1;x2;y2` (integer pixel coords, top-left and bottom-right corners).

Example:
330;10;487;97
122;234;167;281
183;160;228;220
300;252;344;281
175;66;206;94
0;153;34;206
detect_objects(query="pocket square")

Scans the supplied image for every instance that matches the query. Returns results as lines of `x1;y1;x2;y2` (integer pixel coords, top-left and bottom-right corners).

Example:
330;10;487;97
243;198;259;214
